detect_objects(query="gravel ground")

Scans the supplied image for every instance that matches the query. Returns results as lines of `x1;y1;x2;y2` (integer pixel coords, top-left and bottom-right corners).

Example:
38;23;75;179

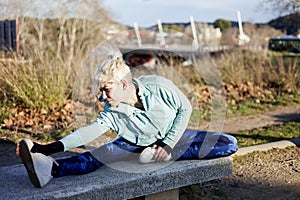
180;104;300;200
180;146;300;200
0;104;299;199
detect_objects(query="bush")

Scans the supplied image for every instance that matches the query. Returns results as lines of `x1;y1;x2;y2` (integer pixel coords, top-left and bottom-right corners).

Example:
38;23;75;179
0;56;71;110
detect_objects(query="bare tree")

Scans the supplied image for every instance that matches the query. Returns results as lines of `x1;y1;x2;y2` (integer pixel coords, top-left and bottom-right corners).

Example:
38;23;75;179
262;0;300;16
0;0;126;109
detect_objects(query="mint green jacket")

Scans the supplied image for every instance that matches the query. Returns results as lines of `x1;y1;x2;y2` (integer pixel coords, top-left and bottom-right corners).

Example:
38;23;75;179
60;75;192;151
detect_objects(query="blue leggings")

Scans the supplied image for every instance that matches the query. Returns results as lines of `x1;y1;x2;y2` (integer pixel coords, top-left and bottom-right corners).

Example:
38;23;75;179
52;130;238;177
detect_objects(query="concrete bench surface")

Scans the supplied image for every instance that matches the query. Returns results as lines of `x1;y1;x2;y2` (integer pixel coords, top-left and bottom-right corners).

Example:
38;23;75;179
0;157;232;200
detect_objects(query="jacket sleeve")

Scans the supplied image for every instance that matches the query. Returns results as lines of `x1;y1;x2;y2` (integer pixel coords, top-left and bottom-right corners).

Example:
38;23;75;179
59;111;111;151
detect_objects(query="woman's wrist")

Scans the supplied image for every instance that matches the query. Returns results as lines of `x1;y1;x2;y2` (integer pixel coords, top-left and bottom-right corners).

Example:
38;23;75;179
31;141;64;155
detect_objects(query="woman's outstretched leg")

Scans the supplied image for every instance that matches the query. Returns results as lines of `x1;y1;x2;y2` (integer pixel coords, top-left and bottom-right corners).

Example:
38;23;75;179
52;151;101;177
52;137;143;177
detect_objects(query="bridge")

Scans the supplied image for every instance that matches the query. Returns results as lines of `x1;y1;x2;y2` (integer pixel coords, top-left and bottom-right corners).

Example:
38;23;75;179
118;44;236;68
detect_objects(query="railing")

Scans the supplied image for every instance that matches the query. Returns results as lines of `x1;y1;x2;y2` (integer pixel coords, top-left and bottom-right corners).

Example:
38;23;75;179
119;43;233;53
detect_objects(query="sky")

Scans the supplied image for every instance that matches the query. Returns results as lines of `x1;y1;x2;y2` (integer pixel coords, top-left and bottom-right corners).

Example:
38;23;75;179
103;0;275;27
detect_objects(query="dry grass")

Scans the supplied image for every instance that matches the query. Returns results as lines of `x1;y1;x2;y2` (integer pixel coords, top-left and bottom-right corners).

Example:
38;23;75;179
0;56;71;110
214;49;300;93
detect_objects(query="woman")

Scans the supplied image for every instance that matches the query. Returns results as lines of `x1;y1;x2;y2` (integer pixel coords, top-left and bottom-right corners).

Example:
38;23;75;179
17;48;238;188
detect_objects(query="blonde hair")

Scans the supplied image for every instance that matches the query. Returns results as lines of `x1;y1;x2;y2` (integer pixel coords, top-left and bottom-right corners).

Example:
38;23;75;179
93;47;132;96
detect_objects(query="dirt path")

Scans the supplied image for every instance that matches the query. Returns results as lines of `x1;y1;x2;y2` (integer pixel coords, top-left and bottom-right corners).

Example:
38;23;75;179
1;104;299;199
222;104;300;133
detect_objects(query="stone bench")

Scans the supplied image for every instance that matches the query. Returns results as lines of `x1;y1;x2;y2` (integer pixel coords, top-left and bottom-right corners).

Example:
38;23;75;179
0;157;232;200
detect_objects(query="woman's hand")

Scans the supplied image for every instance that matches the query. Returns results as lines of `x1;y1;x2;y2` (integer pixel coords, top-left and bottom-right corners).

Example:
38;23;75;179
153;145;169;162
16;143;20;156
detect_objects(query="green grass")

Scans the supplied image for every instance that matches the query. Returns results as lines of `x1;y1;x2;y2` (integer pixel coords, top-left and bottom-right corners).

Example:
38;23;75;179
234;122;300;148
227;92;300;117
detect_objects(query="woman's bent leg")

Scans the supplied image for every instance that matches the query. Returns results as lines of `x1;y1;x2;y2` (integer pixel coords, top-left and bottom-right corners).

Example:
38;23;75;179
172;130;238;160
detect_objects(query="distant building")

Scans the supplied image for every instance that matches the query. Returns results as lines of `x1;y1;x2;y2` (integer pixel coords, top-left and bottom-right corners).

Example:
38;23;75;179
185;22;222;46
113;21;223;51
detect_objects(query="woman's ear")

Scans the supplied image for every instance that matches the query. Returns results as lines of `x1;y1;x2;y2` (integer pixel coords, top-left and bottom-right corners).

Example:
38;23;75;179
121;80;127;90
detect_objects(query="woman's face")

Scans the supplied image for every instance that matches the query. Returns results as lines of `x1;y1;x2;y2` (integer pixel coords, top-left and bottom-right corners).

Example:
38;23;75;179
98;81;124;107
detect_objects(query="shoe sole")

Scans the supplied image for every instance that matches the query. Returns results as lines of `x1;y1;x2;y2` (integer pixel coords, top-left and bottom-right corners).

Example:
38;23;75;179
139;148;156;163
19;140;41;188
